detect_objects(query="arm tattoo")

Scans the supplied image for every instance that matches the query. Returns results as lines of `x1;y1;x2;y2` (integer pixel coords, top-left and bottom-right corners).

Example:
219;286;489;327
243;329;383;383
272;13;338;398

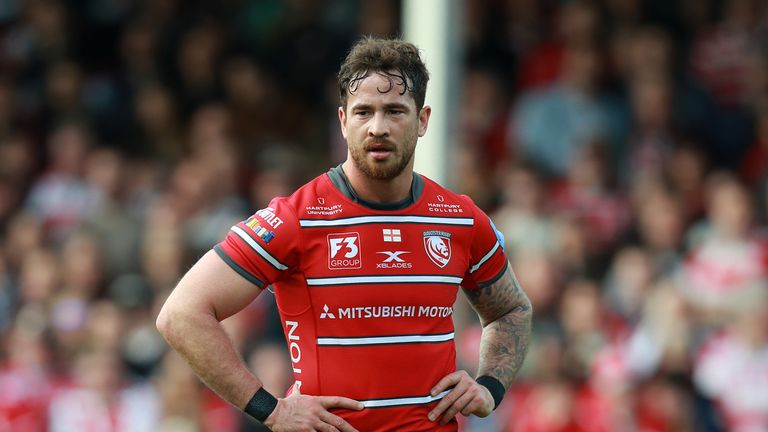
462;264;532;389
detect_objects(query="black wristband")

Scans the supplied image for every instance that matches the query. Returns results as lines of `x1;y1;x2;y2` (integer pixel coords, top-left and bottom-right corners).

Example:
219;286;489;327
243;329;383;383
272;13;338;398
476;375;505;410
244;387;278;422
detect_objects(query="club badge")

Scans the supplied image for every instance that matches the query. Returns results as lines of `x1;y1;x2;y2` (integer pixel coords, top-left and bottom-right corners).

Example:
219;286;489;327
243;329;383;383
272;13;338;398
423;230;452;268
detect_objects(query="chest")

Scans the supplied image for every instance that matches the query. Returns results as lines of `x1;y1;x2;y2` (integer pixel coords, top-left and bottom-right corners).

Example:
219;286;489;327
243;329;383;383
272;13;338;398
298;221;473;278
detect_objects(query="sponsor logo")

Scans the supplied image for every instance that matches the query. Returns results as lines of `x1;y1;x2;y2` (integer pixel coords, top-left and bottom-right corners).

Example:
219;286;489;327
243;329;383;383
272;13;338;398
305;202;343;216
382;228;402;242
376;251;412;269
319;304;454;320
285;320;303;390
255;207;284;229
328;233;362;269
423;230;452;268
244;216;275;243
427;202;464;213
319;304;336;319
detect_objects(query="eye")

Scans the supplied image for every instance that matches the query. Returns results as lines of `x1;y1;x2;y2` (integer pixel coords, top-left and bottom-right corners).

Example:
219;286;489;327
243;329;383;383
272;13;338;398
388;109;404;115
355;110;371;117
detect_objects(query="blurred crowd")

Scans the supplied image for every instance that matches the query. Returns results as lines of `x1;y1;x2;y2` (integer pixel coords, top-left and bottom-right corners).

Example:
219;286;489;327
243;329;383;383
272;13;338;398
0;0;767;431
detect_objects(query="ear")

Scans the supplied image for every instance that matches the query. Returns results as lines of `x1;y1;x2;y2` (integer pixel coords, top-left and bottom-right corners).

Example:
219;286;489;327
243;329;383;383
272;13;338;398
338;106;348;139
417;105;431;137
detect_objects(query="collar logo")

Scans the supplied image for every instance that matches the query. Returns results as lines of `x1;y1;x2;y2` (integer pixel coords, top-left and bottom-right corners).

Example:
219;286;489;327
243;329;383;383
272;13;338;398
423;230;452;268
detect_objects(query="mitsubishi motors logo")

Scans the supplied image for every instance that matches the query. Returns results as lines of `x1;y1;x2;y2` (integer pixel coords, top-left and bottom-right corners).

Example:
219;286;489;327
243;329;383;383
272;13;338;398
320;304;336;319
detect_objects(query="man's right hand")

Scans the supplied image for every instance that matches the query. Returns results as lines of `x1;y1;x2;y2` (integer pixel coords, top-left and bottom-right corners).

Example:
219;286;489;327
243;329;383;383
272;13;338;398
263;385;364;432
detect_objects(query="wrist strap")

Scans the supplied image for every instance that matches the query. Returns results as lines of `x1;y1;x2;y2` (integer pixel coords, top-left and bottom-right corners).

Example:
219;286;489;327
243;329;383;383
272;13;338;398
244;387;278;422
476;375;505;410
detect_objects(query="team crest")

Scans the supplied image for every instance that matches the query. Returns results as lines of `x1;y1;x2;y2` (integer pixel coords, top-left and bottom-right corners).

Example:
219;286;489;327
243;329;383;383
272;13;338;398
423;230;452;268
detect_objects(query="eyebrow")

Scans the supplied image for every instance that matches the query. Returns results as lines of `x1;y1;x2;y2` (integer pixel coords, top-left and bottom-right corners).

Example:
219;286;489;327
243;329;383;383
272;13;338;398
350;102;411;112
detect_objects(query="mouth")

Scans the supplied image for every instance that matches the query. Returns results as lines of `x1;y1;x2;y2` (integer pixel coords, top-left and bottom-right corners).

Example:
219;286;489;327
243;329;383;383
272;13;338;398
368;149;392;161
365;142;395;160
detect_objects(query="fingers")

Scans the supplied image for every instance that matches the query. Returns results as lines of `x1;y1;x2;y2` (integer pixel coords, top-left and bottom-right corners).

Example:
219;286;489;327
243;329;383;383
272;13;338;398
430;370;465;396
461;397;482;417
428;375;470;422
460;384;493;417
428;371;495;424
319;411;359;432
317;421;339;432
319;395;365;411
270;393;362;431
440;391;473;425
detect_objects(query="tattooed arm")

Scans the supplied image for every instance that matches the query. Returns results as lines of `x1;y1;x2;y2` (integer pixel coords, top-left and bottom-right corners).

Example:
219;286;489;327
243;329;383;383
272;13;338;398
465;263;532;388
427;264;532;425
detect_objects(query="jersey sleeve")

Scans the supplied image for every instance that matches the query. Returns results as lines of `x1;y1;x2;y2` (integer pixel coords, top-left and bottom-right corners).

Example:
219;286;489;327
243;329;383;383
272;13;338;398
461;200;509;290
214;197;300;288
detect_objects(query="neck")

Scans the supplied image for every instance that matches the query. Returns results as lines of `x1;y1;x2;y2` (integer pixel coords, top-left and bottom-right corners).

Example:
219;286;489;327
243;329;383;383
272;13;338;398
341;159;414;204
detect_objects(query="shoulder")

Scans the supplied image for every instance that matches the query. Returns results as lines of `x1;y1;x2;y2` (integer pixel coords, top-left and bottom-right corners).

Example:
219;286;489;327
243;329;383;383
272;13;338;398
285;172;344;208
282;172;358;221
261;172;336;220
418;174;486;220
418;174;475;206
243;176;326;237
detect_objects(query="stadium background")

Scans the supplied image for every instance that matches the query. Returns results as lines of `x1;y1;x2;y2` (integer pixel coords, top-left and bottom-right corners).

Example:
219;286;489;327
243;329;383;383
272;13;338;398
1;0;768;430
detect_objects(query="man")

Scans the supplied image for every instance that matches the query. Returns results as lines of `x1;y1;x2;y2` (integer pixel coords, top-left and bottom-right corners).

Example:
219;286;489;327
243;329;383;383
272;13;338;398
157;37;532;432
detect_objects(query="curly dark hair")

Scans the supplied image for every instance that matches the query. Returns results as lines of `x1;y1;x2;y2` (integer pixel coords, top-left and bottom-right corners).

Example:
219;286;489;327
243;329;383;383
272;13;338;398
338;37;430;111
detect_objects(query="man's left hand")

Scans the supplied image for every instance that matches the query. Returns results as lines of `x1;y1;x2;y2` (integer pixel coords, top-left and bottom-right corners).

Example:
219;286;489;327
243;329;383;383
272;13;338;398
427;370;494;425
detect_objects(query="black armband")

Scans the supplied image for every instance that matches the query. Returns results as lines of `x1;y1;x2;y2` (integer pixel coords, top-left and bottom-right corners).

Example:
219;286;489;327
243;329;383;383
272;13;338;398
244;387;278;422
476;375;505;410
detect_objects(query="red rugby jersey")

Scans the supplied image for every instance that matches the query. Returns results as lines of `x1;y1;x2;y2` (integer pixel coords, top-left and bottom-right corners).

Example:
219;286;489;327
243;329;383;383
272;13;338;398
215;168;508;431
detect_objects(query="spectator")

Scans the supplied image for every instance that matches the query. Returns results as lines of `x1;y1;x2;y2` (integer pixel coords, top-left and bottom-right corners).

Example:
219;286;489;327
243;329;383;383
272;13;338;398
511;45;626;180
680;173;768;324
492;164;558;255
48;346;160;432
550;141;632;253
24;123;102;243
694;295;768;431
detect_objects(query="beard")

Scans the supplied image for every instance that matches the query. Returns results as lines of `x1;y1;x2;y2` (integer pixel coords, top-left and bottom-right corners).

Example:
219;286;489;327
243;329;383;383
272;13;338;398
349;139;416;180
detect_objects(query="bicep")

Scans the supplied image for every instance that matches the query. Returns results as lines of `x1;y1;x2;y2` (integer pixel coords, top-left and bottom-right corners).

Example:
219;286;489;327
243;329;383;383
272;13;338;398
165;249;264;321
461;263;531;327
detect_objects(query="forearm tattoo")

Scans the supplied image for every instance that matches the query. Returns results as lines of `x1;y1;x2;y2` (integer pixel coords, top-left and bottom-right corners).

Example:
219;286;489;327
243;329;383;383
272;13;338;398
463;264;532;389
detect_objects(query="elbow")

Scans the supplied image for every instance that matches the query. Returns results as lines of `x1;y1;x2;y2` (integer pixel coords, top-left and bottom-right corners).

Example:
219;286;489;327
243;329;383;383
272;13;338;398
523;294;533;317
156;294;214;345
156;297;188;344
506;295;533;324
155;301;174;341
519;295;534;323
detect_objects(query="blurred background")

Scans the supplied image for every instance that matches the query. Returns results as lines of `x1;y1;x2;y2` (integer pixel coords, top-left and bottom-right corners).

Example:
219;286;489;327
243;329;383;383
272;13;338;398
1;0;767;431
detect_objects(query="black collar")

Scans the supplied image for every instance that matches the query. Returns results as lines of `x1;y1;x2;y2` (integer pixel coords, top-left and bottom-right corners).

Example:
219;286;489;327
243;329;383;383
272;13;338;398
327;164;423;211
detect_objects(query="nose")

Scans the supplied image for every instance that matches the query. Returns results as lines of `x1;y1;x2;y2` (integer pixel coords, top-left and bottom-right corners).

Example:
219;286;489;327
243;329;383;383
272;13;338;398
368;112;389;138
